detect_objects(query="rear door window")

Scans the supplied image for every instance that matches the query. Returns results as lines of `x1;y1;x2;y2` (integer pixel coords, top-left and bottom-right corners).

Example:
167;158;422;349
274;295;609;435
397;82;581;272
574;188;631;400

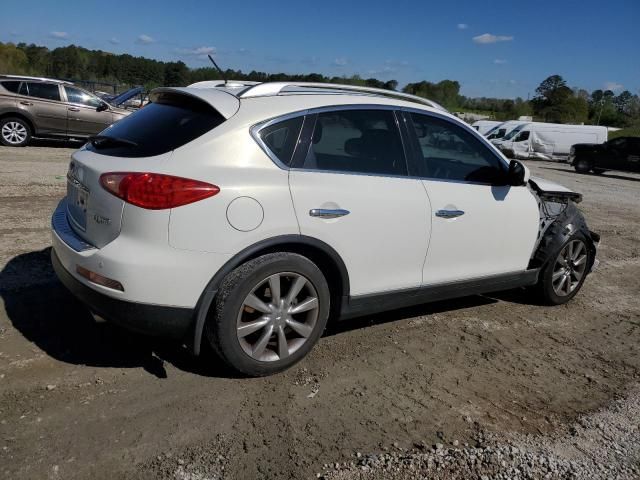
86;92;225;157
258;116;304;166
0;81;21;93
26;82;61;101
299;109;407;176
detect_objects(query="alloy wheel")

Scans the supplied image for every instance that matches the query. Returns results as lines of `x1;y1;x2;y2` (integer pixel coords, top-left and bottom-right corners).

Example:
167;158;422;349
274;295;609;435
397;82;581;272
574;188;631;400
551;239;588;296
236;272;320;362
1;122;28;145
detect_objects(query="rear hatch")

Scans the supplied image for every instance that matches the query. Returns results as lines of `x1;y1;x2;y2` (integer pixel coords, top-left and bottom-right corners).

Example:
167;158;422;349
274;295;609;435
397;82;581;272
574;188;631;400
65;87;238;247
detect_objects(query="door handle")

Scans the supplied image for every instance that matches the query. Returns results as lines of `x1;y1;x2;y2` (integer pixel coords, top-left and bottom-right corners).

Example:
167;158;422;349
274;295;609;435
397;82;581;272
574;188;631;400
309;208;350;219
435;209;465;219
68;107;81;112
20;101;33;106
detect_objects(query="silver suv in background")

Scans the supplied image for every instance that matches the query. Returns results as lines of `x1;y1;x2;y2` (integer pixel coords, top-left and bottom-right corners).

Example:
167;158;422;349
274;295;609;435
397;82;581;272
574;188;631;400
0;75;135;147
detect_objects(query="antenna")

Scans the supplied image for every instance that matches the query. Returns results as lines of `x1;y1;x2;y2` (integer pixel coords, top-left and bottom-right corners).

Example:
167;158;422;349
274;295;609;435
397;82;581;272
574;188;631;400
207;54;227;85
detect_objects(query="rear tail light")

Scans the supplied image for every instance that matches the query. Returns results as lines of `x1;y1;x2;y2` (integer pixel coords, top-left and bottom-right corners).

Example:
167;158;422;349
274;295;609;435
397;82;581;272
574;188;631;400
99;172;219;210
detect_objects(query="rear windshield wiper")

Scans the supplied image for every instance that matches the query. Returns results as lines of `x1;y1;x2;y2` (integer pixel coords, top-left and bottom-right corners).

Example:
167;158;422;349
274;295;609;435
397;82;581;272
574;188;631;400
88;135;138;149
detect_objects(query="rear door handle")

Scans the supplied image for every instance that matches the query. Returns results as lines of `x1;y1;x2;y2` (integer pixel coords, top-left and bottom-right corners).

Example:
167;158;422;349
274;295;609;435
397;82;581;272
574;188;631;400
68;107;81;112
309;208;350;219
20;101;33;106
435;209;465;219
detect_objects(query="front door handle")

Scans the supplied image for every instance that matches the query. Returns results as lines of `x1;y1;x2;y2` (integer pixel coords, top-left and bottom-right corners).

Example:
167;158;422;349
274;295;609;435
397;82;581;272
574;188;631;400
68;107;81;112
20;101;33;106
435;209;465;219
309;208;350;219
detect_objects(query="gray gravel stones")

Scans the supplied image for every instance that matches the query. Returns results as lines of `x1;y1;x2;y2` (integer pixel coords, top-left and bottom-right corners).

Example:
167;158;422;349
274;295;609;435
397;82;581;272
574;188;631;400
319;384;640;479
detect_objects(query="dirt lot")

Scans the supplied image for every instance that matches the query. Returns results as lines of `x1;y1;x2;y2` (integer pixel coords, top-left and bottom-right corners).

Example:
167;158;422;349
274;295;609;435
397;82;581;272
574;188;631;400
0;143;638;479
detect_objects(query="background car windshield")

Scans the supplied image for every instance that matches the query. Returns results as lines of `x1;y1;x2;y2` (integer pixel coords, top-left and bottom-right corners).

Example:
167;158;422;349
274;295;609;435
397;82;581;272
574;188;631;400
503;125;525;140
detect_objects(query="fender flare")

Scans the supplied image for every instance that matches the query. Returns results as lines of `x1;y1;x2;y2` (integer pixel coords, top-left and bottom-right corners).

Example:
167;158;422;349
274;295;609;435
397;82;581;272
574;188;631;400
0;110;37;135
191;235;350;355
529;202;599;271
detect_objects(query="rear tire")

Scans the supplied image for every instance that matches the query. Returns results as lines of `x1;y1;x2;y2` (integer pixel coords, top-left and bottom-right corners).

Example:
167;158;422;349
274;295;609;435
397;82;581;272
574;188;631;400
205;253;330;376
574;158;591;174
0;117;31;147
535;232;592;305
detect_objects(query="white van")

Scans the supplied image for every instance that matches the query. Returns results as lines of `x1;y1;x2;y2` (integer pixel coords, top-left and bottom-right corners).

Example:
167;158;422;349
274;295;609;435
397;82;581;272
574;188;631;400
499;123;608;161
471;120;502;135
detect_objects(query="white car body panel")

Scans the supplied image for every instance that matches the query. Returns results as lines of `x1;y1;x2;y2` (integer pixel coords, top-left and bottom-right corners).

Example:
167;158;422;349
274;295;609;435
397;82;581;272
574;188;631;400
421;181;540;284
289;171;431;295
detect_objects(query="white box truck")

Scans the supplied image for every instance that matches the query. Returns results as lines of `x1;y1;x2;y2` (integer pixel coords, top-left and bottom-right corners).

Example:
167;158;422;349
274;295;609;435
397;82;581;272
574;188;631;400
498;123;608;161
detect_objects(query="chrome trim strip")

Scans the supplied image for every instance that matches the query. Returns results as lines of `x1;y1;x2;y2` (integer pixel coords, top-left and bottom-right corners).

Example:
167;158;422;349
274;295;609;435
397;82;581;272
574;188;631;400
52;199;95;252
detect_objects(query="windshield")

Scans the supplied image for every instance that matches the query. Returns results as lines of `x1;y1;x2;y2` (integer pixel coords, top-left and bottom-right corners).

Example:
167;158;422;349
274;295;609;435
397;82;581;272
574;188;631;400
502;124;526;141
484;124;501;136
108;87;144;107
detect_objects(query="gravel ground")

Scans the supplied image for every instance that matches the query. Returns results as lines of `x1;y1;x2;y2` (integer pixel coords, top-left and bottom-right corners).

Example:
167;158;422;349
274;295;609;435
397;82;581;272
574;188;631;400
0;144;639;480
320;384;640;479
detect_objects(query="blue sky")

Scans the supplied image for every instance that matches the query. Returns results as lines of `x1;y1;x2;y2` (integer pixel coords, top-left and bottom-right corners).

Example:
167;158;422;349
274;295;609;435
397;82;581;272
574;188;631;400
1;0;638;98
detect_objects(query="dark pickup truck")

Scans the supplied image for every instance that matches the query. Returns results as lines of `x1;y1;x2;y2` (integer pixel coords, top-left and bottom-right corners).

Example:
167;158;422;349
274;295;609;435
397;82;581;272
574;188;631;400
570;136;640;174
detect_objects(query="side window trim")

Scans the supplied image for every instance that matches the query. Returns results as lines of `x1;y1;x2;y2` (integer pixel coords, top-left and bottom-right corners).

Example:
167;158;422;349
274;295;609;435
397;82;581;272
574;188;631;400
400;107;509;186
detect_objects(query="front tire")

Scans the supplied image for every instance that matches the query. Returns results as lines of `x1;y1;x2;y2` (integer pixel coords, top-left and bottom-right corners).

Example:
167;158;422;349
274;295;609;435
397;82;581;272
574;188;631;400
536;233;592;305
205;253;330;376
0;117;31;147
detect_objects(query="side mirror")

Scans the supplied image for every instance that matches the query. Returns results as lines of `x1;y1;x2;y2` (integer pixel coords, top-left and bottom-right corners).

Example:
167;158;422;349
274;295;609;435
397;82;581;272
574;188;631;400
507;160;528;186
96;102;109;112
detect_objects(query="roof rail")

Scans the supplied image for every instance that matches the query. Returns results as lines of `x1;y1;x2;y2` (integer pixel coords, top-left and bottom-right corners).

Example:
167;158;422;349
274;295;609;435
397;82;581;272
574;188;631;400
188;79;260;89
239;82;447;111
0;74;73;85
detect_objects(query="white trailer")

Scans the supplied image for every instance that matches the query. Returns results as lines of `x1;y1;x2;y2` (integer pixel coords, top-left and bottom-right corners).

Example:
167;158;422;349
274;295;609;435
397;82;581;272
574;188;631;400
471;120;502;135
498;123;608;161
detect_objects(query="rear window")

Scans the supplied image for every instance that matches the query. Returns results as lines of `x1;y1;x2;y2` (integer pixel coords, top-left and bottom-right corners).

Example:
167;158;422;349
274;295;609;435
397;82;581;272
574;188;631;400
86;92;225;157
27;82;61;101
1;81;21;93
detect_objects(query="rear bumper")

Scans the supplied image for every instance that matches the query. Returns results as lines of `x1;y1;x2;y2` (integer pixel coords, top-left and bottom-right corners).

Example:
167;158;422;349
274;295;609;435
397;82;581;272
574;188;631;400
52;249;194;338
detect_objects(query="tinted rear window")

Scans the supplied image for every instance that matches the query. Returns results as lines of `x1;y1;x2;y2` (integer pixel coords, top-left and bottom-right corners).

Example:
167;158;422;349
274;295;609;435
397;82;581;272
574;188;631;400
1;81;21;93
86;92;225;157
27;82;61;101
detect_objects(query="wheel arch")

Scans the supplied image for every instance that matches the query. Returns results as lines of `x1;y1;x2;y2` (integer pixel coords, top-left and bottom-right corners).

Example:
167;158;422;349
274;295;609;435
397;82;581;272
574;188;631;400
528;202;599;271
191;235;350;355
0;111;36;135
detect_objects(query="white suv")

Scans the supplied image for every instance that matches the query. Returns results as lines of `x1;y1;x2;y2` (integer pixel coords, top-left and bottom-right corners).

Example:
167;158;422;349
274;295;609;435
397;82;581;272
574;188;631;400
51;81;599;376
